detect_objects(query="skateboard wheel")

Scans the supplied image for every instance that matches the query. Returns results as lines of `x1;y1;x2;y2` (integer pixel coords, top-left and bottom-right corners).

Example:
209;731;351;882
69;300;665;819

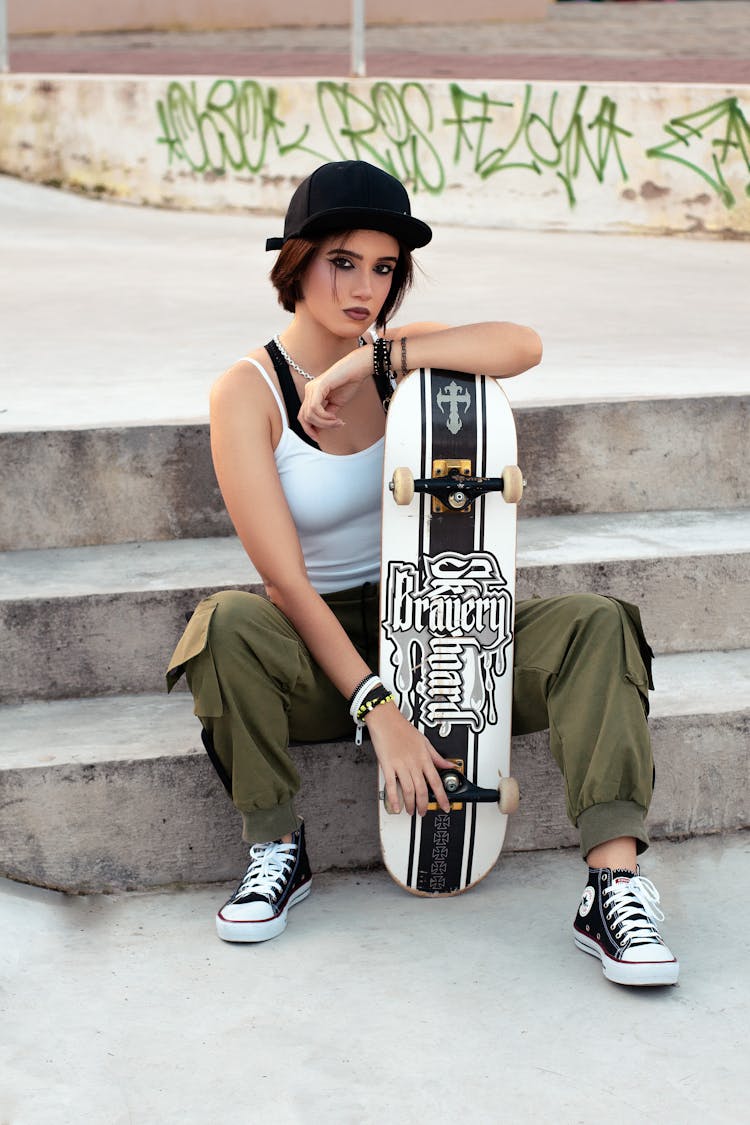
381;786;404;815
502;465;524;504
391;467;415;506
498;775;520;815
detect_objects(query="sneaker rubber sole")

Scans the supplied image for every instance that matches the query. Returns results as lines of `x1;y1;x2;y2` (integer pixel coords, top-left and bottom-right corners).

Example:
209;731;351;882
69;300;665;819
216;879;312;944
574;931;679;986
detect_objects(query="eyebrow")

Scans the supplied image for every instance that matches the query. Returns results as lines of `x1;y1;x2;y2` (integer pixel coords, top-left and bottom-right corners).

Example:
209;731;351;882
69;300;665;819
326;247;399;263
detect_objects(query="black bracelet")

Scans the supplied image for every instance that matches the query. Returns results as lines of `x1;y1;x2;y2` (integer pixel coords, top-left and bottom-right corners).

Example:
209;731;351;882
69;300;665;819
372;336;395;412
356;685;394;723
348;673;378;711
400;336;408;377
373;336;393;380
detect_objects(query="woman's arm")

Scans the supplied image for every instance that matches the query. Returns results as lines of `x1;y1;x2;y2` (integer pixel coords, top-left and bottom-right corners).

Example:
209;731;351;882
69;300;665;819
210;362;372;701
299;320;542;439
209;361;453;816
390;320;543;380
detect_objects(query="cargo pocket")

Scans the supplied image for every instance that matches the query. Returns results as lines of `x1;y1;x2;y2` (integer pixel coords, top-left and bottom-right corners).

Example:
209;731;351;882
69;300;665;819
607;597;654;714
165;596;223;718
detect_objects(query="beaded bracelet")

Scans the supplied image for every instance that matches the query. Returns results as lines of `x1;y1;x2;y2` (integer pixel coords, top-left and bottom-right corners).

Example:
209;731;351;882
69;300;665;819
349;677;394;745
400;336;408;377
356;685;394;723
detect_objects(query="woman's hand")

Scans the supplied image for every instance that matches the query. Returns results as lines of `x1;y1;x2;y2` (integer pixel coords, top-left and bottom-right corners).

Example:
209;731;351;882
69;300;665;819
365;702;455;817
298;345;372;440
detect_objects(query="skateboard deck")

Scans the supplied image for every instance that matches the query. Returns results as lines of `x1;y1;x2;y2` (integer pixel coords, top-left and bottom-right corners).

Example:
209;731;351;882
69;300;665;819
378;368;522;897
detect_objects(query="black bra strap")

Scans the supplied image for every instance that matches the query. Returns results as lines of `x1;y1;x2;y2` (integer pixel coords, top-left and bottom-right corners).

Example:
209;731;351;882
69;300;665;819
265;339;320;449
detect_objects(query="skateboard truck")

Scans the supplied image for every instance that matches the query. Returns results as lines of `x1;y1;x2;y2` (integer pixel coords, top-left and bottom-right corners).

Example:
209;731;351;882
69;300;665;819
390;461;524;511
381;766;520;815
430;767;520;814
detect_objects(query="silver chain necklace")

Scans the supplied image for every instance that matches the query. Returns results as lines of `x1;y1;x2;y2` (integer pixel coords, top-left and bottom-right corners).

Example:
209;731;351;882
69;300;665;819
273;335;314;381
273;334;368;382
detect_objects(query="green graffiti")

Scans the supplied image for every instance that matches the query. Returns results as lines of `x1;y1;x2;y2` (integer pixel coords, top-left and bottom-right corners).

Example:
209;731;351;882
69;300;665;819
444;84;632;204
316;81;445;194
155;79;324;174
646;97;750;207
153;79;747;214
444;85;529;175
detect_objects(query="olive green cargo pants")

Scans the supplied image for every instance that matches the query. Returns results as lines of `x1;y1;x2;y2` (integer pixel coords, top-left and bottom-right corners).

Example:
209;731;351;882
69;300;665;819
166;587;654;859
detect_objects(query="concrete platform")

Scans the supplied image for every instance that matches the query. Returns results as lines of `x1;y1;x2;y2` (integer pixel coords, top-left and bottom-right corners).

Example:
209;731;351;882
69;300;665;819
1;175;749;434
1;833;748;1124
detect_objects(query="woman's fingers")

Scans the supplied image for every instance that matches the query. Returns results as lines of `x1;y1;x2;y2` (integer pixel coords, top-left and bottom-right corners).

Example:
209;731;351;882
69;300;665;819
410;773;430;818
369;706;453;817
387;755;449;818
299;382;346;435
384;773;401;816
298;406;342;440
431;749;459;772
423;762;451;815
393;771;417;817
299;350;369;423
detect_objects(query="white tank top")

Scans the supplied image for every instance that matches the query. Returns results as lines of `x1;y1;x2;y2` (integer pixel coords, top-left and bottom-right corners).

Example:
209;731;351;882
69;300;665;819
240;357;383;594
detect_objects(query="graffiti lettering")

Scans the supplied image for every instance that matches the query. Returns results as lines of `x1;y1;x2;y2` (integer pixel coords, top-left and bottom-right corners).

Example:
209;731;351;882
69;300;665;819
317;81;444;194
646;97;750;207
444;84;632;203
153;79;748;215
155;79;323;174
443;86;518;175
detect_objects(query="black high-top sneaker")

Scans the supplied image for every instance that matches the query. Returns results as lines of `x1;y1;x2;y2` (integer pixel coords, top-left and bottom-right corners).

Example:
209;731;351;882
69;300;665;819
216;823;312;943
574;867;679;986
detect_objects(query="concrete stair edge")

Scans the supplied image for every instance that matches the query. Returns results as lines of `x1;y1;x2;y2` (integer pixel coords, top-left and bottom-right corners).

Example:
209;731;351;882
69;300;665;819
2;394;747;550
3;508;749;599
2;650;749;893
3;510;749;702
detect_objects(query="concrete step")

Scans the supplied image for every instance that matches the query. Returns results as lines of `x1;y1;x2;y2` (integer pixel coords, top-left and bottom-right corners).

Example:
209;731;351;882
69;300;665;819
2;395;747;550
2;650;748;893
2;509;748;703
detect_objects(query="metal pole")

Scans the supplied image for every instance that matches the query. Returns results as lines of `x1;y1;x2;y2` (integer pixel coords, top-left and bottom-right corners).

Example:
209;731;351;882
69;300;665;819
0;0;9;73
351;0;365;78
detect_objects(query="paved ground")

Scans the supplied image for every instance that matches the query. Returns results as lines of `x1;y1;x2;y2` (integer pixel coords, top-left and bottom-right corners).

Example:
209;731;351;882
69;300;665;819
1;174;748;432
1;833;747;1124
8;1;750;82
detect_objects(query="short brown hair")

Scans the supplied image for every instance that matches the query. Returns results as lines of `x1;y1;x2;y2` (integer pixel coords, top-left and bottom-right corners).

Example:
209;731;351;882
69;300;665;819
269;231;415;331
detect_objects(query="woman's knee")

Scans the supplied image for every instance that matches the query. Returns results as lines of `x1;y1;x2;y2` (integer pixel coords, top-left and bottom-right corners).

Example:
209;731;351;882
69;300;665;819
564;595;650;695
204;590;273;648
564;593;623;635
204;589;306;690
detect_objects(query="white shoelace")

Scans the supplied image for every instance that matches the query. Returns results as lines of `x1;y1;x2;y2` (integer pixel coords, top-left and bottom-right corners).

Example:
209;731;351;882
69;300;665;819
603;875;666;948
234;840;297;903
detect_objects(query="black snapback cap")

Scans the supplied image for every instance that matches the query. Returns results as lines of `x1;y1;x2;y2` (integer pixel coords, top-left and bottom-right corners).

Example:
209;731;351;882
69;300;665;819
266;160;432;251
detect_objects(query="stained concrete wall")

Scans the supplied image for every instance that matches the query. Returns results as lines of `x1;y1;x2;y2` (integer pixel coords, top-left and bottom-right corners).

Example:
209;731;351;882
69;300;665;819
7;0;552;34
1;74;748;237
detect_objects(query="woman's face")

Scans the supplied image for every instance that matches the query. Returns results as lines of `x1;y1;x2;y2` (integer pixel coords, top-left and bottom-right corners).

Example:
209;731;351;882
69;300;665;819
299;229;400;337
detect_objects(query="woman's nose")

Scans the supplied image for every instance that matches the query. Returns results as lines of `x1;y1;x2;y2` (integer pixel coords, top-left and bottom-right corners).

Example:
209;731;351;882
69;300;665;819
351;269;373;299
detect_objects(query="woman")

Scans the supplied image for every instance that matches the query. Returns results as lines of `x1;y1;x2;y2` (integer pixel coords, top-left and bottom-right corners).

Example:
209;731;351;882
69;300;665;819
167;160;678;987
